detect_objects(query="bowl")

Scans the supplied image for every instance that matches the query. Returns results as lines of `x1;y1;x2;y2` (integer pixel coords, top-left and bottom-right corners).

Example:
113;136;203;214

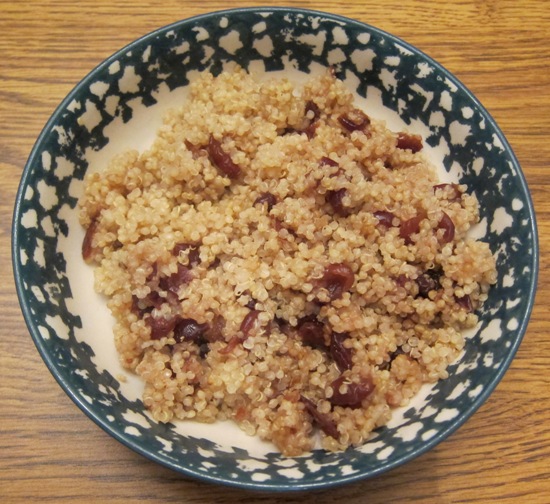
12;7;538;491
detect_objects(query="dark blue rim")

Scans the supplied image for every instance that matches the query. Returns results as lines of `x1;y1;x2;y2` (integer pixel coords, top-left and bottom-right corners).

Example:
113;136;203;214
12;7;539;492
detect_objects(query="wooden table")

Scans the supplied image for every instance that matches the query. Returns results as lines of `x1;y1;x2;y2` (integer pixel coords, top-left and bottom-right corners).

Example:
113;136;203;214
1;1;548;502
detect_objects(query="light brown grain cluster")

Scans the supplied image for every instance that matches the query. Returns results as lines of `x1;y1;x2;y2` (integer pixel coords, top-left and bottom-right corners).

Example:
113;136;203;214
79;67;496;455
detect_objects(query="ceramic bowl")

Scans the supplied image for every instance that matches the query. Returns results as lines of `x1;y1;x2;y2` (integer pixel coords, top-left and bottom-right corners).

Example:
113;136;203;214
12;7;538;491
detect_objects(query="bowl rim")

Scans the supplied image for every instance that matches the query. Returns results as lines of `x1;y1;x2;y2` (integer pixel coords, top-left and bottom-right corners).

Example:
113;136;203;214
12;6;539;491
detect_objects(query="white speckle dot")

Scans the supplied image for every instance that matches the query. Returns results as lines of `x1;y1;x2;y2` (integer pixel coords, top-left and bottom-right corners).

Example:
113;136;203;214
45;314;69;340
251;473;271;482
54;156;75;179
385;56;401;66
328;47;346;64
507;318;519;330
491;208;513;234
480;319;502;343
38;325;50;340
448;381;469;400
449;120;471;145
253;35;274;57
512;198;524;211
421;429;437;441
108;61;120;74
197;447;215;458
252;21;267;33
377;446;395;460
124;426;141;436
78;100;102;131
118;66;141;93
357;33;371;44
351;48;376;72
142;45;151;62
435;408;459;422
440;90;453;111
483;352;494;367
472;157;484;175
37;180;58;211
417;62;433;78
462;107;474;119
380;68;397;91
332;26;348;44
429;110;445;127
21;209;38;229
90;80;109;99
278;467;304;479
219;30;243;54
396;422;423;441
468;385;483;398
219;16;229;28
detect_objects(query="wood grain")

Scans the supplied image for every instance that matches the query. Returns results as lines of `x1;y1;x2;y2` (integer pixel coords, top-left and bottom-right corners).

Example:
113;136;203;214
1;1;549;502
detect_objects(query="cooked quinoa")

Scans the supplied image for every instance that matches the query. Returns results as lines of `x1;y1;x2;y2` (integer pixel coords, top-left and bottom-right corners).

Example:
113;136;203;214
79;67;497;455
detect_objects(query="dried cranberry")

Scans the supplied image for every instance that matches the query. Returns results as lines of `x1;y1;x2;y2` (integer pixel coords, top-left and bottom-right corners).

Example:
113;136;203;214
321;263;355;300
147;314;179;340
330;332;353;371
159;263;193;293
301;396;339;439
329;375;375;408
338;109;370;132
455;294;473;311
437;212;455;244
397;133;423;153
253;192;277;211
297;316;326;348
374;210;396;229
319;156;339;168
305;100;321;122
207;135;241;179
326;188;351;217
399;211;426;245
416;268;442;298
205;315;226;342
240;309;261;336
174;318;208;344
82;219;98;261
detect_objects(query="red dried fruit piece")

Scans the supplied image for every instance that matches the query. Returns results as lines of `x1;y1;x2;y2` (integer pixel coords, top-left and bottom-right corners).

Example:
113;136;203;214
240;309;261;336
319;156;339;168
159;263;193;293
253;192;277;211
437;212;455;244
297;316;326;348
397;132;423;153
82;218;98;261
338;109;370;132
301;396;339;439
147;314;179;340
455;294;473;311
416;269;442;298
207;135;241;179
329;375;375;408
330;332;353;371
326;188;351;217
174;318;208;344
321;263;355;300
374;210;396;229
399;211;427;245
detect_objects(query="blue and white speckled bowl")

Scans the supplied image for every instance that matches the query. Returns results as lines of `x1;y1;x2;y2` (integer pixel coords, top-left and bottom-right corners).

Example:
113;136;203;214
12;8;538;491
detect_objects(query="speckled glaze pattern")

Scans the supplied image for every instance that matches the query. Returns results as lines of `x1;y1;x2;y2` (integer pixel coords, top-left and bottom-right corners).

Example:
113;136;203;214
12;8;538;491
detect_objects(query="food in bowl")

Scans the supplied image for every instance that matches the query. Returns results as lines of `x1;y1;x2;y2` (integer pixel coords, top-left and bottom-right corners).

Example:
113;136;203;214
79;66;497;456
